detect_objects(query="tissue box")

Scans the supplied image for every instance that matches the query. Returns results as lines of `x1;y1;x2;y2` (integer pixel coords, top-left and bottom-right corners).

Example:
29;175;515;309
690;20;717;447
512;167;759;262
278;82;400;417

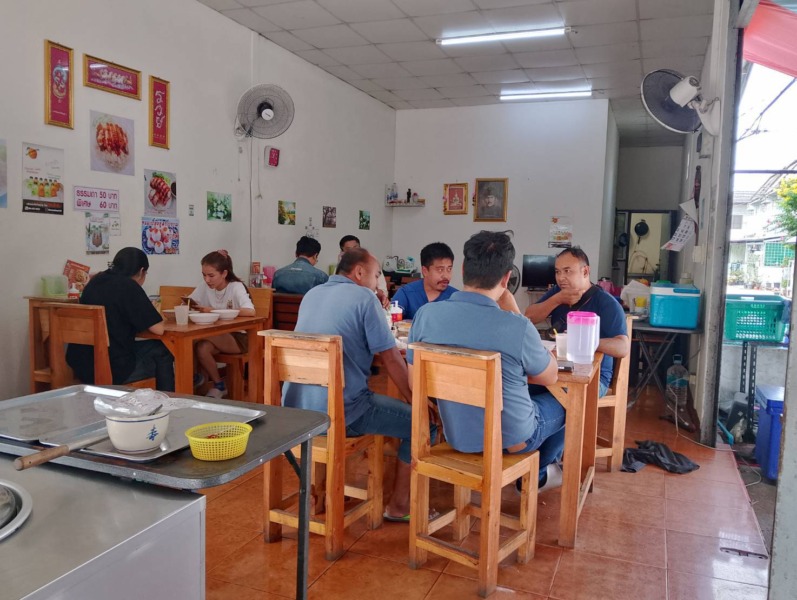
649;284;700;329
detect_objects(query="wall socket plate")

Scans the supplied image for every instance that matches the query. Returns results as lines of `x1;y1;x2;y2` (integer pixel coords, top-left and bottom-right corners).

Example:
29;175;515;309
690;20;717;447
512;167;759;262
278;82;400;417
692;245;705;264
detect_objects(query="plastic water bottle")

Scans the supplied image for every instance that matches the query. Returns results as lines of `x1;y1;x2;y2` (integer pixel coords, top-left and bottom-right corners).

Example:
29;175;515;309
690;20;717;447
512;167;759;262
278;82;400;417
666;354;689;408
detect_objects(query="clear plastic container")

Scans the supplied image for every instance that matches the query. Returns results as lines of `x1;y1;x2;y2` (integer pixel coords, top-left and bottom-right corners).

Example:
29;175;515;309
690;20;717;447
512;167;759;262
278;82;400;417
566;311;600;365
666;355;689;407
41;275;68;297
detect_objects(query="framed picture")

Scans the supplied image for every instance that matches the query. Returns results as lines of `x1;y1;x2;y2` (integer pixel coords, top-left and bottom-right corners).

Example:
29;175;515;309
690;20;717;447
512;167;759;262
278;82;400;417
474;178;508;222
149;76;170;149
44;40;73;128
443;182;468;215
83;54;141;99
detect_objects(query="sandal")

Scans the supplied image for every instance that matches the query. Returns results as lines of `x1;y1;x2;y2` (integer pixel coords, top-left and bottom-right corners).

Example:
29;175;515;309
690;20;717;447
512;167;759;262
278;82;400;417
383;508;441;523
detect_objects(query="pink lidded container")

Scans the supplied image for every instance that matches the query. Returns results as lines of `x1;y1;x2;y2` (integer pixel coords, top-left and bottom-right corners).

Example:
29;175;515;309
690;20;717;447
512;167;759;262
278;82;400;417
566;311;600;365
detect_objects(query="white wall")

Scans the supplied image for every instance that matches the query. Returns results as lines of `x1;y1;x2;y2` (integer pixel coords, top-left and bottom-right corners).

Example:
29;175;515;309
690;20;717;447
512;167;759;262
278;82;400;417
392;100;613;309
616;146;686;210
0;0;396;399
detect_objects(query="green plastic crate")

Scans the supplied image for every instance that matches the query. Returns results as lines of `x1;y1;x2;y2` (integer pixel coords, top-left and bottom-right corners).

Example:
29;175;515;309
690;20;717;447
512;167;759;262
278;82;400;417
724;294;788;342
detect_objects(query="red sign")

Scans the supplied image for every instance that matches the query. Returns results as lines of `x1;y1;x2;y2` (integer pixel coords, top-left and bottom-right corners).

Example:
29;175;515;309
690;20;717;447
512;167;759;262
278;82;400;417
266;146;280;167
45;41;73;128
149;77;170;149
83;54;141;99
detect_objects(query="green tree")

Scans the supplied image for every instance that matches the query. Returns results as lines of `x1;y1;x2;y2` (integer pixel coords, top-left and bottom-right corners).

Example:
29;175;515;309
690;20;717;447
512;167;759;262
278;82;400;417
775;176;797;236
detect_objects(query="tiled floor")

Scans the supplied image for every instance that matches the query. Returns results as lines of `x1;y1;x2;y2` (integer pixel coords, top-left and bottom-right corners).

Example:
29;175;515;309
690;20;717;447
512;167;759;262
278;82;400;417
202;385;770;599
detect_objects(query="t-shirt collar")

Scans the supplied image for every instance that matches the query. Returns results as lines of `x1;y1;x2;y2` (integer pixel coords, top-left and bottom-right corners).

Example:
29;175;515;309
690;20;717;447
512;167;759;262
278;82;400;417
449;290;499;308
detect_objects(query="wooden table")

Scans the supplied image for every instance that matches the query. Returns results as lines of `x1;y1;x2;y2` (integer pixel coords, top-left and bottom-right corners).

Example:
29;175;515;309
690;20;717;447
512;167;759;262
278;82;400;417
141;315;268;403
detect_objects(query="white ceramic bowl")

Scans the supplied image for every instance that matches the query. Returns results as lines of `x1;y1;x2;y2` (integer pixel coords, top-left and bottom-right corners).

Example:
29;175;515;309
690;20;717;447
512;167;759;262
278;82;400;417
211;309;240;320
189;312;221;324
106;411;170;453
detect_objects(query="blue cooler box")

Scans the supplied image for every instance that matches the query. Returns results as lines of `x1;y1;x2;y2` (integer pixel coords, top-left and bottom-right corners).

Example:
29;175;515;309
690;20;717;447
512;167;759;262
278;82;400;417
649;284;701;329
755;384;785;480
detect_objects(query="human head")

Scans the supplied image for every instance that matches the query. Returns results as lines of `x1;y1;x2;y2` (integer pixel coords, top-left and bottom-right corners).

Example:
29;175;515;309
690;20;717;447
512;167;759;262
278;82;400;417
336;247;380;291
110;247;149;284
201;250;242;290
339;235;360;252
296;236;321;265
462;231;515;290
420;242;455;293
484;188;496;206
555;246;591;292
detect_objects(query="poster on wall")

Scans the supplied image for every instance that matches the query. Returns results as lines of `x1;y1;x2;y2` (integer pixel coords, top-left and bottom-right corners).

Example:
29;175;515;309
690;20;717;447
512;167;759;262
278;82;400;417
84;54;141;99
22;143;64;214
322;206;336;228
141;217;179;255
278;200;295;225
359;210;370;230
144;169;176;217
85;212;110;255
548;216;573;248
149;76;170;149
44;40;73;128
207;192;231;222
0;139;6;208
73;185;120;213
63;259;90;292
90;111;135;175
110;214;121;236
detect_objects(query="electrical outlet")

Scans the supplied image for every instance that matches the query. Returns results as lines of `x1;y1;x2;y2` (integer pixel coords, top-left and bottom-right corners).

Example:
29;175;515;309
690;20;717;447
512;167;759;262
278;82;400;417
189;204;194;217
692;245;705;264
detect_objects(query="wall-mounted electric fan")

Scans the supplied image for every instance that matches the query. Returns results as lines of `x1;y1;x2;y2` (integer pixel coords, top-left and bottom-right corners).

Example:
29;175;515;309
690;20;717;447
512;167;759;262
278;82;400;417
641;69;720;136
235;84;294;139
508;264;521;294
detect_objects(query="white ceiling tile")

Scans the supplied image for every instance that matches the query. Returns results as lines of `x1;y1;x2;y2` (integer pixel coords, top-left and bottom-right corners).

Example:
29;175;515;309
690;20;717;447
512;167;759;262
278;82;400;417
642;55;705;75
484;82;539;94
638;0;714;20
237;0;303;6
295;49;341;66
419;73;477;87
372;77;431;90
199;0;243;11
377;42;447;61
581;59;642;78
570;21;638;48
473;0;550;7
513;48;578;68
557;0;636;26
587;74;644;91
317;0;405;23
439;41;513;57
324;45;392;64
369;90;403;102
253;1;339;30
453;53;519;71
401;58;464;76
409;99;457;108
451;96;502;106
292;24;369;48
220;8;281;32
350;62;414;78
525;65;585;81
436;84;490;98
394;88;446;100
387;100;414;109
350;19;428;43
639;15;713;42
641;37;709;59
531;78;590;92
392;0;478;18
348;79;384;92
471;69;529;84
412;12;495;39
322;64;364;80
576;43;640;65
482;4;564;31
264;31;315;51
500;34;574;52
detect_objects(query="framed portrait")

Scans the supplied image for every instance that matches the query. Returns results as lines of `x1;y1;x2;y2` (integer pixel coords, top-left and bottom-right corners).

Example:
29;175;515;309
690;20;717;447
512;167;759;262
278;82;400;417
45;40;73;128
443;182;468;215
83;54;141;99
474;178;508;222
149;76;170;149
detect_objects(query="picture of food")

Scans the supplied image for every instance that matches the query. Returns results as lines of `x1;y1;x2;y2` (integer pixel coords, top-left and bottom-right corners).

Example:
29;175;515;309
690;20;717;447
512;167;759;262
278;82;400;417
144;169;176;217
141;218;179;255
90;111;135;176
26;147;38;159
96;121;129;162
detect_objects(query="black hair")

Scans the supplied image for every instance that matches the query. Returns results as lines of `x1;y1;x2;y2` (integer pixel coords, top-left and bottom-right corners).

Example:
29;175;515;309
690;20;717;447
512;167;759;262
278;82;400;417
557;246;590;266
420;242;454;268
337;247;372;275
108;247;149;278
296;236;321;257
462;231;515;290
339;235;360;250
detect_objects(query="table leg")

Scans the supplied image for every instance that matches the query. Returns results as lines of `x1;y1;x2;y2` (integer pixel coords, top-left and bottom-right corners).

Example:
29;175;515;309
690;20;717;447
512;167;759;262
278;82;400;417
296;439;311;600
173;336;194;395
633;333;676;398
582;375;599;492
247;327;264;404
558;382;586;548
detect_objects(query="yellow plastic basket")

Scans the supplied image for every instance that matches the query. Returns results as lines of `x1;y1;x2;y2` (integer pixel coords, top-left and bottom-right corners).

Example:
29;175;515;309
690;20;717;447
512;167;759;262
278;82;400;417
185;422;252;461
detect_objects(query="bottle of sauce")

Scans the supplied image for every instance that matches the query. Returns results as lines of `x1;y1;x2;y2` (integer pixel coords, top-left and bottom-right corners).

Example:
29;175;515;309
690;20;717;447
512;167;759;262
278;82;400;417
68;284;80;300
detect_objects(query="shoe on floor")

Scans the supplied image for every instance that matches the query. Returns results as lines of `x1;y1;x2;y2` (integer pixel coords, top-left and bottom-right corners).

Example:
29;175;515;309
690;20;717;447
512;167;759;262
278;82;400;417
193;373;205;388
538;463;563;494
206;386;227;399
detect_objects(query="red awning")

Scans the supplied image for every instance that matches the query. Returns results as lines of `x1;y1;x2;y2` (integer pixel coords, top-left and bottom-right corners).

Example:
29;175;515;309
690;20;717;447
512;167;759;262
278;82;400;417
743;0;797;78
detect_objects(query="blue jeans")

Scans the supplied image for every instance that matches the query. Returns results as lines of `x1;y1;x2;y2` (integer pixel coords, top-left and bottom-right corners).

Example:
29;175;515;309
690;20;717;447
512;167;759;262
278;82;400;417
123;340;175;392
346;393;437;464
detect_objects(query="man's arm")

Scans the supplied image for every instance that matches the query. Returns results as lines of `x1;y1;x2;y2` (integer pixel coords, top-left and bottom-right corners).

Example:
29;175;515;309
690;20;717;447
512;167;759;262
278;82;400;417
598;334;629;358
147;322;165;335
497;289;521;314
379;346;412;403
528;353;558;385
524;288;583;324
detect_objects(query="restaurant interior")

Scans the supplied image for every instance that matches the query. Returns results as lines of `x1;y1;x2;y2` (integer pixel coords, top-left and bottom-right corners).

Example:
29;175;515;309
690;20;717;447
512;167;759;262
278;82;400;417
1;0;795;598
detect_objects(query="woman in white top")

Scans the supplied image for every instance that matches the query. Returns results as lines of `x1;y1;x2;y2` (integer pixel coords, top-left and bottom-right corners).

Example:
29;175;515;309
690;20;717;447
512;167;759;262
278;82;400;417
188;250;254;398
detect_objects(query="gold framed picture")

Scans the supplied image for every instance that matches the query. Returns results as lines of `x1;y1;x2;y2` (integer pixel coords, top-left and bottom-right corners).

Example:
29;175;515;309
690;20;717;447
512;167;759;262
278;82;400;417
44;40;73;128
149;76;170;149
443;182;468;215
83;54;141;99
474;178;508;222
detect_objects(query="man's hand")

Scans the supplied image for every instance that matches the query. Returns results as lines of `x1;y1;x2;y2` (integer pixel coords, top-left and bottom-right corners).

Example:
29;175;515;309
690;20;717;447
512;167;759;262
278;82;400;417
556;288;584;306
497;289;520;314
376;288;390;309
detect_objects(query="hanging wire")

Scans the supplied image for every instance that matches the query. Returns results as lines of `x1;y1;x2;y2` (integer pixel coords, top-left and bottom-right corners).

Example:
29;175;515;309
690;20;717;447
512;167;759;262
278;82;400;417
736;78;796;142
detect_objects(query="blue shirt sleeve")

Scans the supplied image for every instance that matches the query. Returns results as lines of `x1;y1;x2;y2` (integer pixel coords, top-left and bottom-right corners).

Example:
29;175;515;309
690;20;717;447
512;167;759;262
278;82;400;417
600;293;627;339
520;321;552;376
536;285;559;304
363;293;395;354
392;286;410;316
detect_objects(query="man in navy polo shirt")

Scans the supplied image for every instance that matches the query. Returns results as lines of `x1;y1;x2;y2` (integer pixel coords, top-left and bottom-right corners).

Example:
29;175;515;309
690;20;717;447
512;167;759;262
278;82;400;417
392;242;458;320
283;247;433;521
408;231;563;490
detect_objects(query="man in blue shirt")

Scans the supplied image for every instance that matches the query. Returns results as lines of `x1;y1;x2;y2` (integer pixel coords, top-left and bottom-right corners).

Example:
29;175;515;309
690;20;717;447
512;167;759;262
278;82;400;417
408;231;562;489
525;247;629;394
283;248;432;521
272;236;328;294
392;242;458;320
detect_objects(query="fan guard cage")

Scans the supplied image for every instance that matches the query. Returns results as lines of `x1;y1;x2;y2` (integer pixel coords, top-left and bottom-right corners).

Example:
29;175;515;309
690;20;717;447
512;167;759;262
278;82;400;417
508;264;521;294
236;84;294;139
641;69;702;134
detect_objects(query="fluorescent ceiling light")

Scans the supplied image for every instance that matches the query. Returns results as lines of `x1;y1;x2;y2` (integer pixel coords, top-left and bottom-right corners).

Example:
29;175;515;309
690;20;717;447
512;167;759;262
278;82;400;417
500;90;592;101
437;27;567;46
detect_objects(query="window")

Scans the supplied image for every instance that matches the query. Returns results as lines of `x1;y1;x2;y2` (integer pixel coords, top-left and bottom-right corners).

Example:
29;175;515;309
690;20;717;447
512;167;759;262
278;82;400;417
731;214;744;229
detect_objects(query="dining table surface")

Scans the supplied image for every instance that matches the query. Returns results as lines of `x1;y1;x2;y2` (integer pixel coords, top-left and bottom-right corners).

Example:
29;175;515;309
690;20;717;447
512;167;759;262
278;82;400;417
140;314;268;403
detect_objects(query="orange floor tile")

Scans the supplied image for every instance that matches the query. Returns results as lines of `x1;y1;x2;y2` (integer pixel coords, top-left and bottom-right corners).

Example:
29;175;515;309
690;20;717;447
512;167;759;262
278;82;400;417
204;385;770;599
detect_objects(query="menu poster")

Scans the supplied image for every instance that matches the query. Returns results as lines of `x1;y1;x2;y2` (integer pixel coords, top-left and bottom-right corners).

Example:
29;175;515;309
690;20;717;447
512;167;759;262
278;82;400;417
22;143;64;214
110;214;121;236
73;185;120;213
85;212;110;255
548;216;573;248
63;259;91;292
141;217;179;255
144;169;176;217
0;139;6;209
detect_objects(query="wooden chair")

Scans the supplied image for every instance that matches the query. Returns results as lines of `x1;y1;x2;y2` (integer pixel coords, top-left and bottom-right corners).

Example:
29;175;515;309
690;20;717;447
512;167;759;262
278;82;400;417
272;293;303;331
261;330;384;561
158;285;193;310
46;303;156;390
408;342;539;598
595;315;634;472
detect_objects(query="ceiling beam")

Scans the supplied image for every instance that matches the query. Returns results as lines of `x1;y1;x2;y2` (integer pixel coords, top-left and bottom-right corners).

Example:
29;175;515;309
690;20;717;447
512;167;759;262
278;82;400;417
737;0;761;28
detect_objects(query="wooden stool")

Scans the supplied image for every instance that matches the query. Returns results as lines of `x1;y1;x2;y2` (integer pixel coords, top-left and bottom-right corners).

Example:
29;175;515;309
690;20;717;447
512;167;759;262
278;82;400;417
260;330;384;560
408;342;538;598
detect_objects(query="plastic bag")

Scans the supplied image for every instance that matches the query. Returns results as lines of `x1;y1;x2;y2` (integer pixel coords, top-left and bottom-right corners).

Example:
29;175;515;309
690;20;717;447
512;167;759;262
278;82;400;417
94;389;170;417
622;440;700;474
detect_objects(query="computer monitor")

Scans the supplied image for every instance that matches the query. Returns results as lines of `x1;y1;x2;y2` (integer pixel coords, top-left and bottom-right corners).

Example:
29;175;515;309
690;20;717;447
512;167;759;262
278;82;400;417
522;254;556;289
